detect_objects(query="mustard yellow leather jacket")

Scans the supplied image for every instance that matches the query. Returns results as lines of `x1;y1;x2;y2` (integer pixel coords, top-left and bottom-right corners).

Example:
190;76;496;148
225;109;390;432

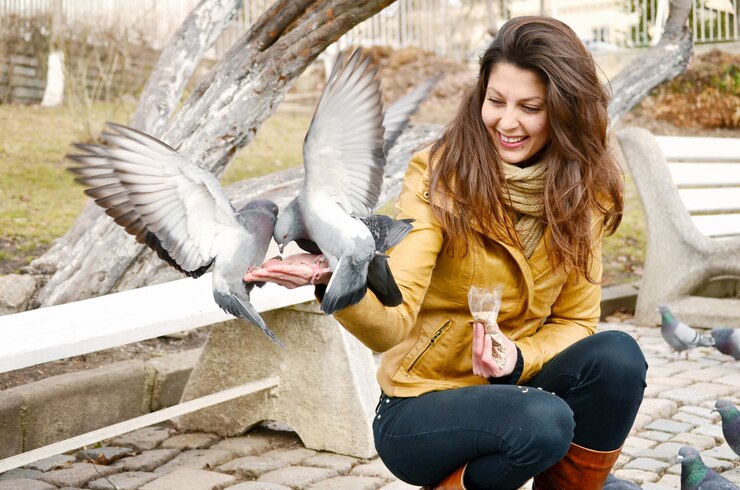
333;148;603;397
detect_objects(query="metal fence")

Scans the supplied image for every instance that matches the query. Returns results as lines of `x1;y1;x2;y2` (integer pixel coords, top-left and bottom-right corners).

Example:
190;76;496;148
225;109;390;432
1;0;738;61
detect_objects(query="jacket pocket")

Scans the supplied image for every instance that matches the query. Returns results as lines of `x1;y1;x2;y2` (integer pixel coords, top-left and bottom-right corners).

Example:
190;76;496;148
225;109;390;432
406;320;451;374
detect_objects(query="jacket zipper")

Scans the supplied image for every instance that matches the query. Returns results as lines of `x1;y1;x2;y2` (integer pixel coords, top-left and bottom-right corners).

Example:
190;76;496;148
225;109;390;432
406;320;451;374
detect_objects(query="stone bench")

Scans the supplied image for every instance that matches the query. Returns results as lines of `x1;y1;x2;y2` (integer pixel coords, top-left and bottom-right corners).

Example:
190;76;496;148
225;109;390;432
616;127;740;328
0;275;379;472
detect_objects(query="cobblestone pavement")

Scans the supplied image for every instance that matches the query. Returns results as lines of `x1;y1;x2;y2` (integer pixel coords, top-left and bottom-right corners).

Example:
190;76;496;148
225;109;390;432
0;321;738;490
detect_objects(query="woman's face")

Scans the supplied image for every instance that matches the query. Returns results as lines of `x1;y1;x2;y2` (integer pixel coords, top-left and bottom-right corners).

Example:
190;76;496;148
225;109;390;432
481;62;550;165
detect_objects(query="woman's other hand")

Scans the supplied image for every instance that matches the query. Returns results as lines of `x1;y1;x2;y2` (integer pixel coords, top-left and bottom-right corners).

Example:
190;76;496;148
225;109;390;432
244;253;332;289
471;321;518;379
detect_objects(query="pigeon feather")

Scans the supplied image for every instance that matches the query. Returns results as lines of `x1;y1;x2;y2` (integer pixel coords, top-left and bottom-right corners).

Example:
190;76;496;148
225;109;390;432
67;123;283;347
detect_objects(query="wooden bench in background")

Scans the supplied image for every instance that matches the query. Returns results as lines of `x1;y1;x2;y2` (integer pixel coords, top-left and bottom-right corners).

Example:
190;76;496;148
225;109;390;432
617;127;740;328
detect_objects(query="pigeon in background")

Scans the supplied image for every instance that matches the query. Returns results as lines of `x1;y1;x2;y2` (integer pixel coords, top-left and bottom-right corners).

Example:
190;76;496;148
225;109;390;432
713;399;740;457
658;305;715;359
604;474;643;489
711;327;740;360
677;446;739;489
67;123;283;347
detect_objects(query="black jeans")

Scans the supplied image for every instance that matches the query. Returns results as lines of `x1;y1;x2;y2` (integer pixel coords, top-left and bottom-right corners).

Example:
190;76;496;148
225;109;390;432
372;330;647;490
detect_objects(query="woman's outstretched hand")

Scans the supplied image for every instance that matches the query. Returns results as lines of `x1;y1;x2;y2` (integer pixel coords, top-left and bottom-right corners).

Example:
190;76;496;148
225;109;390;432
471;321;518;379
244;253;332;289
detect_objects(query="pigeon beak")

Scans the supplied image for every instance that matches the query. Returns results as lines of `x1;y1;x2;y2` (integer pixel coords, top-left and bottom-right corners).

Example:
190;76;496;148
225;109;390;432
278;243;284;254
676;455;684;463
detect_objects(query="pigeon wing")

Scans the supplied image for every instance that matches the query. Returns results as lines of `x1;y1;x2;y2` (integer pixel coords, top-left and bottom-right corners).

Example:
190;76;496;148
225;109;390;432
382;74;440;154
302;48;386;218
68;122;239;275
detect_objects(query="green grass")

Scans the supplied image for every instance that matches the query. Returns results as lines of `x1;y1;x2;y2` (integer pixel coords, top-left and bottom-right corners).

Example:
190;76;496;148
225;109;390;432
601;175;647;287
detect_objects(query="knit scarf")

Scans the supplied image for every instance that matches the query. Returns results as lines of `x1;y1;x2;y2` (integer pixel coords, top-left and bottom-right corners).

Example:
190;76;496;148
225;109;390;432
502;159;547;258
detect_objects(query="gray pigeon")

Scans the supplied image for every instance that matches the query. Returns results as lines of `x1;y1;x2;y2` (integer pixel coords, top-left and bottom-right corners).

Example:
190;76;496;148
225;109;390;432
67;123;283;347
274;74;437;258
711;327;740;360
274;48;408;315
677;445;739;489
658;305;715;359
713;399;740;457
604;474;643;489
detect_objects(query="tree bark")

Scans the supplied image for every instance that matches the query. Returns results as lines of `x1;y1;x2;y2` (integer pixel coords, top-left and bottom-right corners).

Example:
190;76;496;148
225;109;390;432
608;0;693;128
30;0;396;307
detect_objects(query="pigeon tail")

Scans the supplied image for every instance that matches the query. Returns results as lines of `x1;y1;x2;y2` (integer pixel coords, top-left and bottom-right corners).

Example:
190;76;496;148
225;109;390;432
213;290;284;348
321;256;368;315
366;254;403;307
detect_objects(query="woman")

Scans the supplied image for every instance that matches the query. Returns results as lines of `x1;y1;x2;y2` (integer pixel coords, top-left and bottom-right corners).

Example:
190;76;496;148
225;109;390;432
247;16;647;490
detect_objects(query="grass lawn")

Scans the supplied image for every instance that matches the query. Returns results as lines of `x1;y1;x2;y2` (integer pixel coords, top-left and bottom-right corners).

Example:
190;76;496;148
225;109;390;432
0;101;646;287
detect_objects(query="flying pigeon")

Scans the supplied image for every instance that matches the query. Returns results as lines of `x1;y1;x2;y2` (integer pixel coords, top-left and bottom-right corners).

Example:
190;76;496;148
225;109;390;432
604;474;643;489
273;48;412;315
658;305;715;359
67;123;284;347
713;399;740;457
711;327;740;360
677;445;739;489
273;73;437;280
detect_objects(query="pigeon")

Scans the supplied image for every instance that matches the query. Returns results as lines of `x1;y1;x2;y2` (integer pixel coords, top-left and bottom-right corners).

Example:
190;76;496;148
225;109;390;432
658;305;715;359
604;474;643;489
273;48;412;315
711;327;740;360
67;122;284;347
713;399;740;457
273;74;436;260
677;445;739;489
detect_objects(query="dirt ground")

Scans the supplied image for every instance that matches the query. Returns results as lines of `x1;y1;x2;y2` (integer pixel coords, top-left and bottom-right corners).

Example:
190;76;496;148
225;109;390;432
1;47;738;391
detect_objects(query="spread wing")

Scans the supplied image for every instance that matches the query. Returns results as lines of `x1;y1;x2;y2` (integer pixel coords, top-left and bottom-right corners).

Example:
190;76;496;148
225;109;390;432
67;122;239;275
302;48;386;217
382;74;440;154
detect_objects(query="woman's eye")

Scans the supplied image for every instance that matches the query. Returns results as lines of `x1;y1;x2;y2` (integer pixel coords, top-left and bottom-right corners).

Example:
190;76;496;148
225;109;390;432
487;98;504;105
522;106;541;113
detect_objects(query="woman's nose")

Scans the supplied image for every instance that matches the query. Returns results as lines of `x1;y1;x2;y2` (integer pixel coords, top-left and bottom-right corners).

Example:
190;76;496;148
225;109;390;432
498;107;519;131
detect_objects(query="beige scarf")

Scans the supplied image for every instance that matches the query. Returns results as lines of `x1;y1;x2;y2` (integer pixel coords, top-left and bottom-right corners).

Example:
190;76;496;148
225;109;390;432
502;160;547;258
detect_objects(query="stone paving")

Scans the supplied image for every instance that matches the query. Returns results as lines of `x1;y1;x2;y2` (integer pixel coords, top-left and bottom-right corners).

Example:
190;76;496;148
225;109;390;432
0;320;738;490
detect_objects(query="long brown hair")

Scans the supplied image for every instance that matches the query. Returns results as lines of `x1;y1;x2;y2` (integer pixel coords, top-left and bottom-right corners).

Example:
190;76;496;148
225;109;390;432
428;16;623;282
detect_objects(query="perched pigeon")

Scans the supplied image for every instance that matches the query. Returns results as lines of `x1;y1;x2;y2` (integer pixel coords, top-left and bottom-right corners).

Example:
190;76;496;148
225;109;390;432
677;445;739;489
273;74;437;271
67;123;283;347
713;399;740;457
274;48;411;315
711;327;740;360
604;474;643;489
658;305;715;359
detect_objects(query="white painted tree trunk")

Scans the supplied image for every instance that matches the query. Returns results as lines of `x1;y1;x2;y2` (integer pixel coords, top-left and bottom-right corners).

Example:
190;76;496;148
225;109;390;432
40;51;64;107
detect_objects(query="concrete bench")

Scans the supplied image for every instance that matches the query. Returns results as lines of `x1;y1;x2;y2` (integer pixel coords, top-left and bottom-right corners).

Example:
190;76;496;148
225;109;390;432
0;271;379;471
616;127;740;328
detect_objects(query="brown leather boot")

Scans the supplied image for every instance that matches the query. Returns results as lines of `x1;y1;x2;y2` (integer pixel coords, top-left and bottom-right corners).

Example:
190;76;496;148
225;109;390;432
421;464;468;490
533;443;621;490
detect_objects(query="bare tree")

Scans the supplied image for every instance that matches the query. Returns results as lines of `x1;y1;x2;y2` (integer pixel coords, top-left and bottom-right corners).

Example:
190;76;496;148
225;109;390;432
28;0;693;308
